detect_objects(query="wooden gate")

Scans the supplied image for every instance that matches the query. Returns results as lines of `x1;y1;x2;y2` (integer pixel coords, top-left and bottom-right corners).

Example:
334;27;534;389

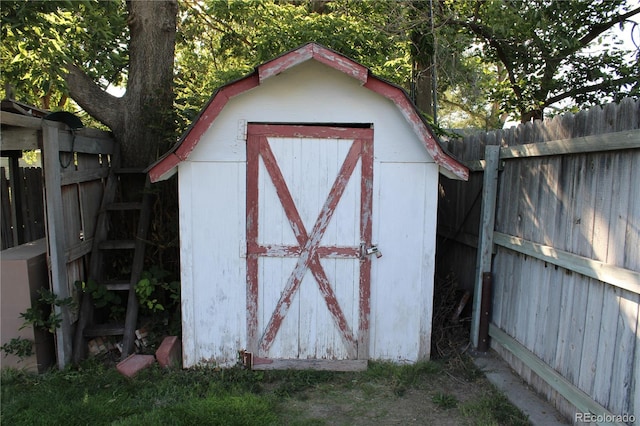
246;124;373;370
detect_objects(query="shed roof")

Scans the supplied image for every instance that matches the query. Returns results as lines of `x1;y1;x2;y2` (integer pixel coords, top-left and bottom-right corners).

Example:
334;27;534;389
148;43;468;182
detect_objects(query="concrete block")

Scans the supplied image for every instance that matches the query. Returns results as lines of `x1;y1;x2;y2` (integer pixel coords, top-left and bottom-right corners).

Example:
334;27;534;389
116;354;156;377
156;336;182;368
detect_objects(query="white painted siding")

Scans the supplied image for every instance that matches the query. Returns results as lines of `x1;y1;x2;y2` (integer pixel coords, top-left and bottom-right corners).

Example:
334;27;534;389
188;61;432;164
179;161;246;367
370;161;438;361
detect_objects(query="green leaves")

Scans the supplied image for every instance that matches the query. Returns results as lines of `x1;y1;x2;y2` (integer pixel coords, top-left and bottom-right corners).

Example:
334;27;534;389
440;0;640;121
1;0;127;109
175;0;411;129
135;266;180;314
17;288;75;334
3;0;636;131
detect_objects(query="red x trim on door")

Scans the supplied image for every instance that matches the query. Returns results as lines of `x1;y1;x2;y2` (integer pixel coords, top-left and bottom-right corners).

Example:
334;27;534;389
246;124;373;364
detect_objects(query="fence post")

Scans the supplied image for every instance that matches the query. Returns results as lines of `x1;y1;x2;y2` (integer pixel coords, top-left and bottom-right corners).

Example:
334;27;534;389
471;145;500;349
41;122;73;368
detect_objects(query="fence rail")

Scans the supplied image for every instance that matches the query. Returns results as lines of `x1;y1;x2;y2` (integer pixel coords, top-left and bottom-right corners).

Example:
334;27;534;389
438;97;639;424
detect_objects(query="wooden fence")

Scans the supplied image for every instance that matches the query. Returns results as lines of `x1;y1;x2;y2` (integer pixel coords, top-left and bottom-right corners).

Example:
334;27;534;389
438;98;639;424
1;166;45;250
1;111;115;368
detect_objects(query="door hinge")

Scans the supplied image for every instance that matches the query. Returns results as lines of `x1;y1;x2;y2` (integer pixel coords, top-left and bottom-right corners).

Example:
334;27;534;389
237;119;247;141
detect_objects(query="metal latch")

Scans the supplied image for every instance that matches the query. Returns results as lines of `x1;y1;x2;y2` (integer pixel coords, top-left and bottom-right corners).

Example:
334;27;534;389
239;350;252;369
360;243;382;260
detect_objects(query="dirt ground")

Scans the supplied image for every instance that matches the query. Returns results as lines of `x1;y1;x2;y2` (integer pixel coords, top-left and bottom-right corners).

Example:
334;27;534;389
275;355;529;425
271;276;529;425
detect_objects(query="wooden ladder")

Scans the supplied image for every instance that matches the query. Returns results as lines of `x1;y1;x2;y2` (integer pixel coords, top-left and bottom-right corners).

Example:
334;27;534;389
72;146;154;363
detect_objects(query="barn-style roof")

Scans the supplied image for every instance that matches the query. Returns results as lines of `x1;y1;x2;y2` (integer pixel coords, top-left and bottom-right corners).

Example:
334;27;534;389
148;43;468;182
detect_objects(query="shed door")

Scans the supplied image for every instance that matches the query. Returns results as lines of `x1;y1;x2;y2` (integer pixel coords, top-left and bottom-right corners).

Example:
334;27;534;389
246;124;373;370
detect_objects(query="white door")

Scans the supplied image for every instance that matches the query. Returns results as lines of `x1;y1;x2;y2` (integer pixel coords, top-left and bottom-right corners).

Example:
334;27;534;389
246;124;374;370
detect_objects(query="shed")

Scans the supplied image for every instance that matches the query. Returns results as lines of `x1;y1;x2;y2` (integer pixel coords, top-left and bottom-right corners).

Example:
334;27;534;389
149;43;468;370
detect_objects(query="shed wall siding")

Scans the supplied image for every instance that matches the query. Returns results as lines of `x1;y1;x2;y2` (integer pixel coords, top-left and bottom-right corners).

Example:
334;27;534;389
189;61;433;164
179;61;440;367
179;161;247;367
370;161;438;361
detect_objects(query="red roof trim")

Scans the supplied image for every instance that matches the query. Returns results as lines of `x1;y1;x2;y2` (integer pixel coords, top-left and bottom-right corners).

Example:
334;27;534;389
258;44;368;85
148;43;468;182
364;77;469;180
148;74;260;182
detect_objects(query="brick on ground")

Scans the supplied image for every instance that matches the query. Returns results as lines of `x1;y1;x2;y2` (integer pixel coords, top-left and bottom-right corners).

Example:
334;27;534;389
116;354;156;377
156;336;182;368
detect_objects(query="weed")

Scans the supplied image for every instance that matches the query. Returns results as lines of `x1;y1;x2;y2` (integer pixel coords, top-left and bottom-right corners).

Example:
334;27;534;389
459;388;529;425
364;360;441;395
432;391;458;409
1;289;74;361
0;337;33;360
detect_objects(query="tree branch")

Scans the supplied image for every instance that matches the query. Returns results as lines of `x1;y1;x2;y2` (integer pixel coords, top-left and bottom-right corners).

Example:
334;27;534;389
451;19;524;102
64;63;124;130
577;6;640;49
543;75;638;107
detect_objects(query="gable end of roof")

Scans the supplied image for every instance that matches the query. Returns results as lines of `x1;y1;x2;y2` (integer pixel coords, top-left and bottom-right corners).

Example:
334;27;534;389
148;43;468;183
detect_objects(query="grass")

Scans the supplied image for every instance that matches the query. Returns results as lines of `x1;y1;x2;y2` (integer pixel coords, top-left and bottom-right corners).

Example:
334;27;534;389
1;357;529;425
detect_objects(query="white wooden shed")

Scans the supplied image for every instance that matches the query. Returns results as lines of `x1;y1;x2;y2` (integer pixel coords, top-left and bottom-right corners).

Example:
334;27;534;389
149;43;468;370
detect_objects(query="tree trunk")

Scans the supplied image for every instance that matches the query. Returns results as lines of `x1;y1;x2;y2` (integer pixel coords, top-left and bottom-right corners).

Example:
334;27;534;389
413;61;434;119
65;0;178;168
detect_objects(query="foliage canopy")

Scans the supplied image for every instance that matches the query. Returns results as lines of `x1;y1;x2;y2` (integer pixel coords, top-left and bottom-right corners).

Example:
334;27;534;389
1;0;638;132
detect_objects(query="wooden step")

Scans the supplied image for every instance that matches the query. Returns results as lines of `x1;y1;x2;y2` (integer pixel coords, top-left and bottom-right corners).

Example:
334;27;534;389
104;280;132;291
84;323;125;337
106;202;143;211
99;240;136;250
114;168;146;175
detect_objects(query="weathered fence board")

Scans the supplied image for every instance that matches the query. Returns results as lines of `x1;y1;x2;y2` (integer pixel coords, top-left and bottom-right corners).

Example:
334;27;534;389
438;97;640;423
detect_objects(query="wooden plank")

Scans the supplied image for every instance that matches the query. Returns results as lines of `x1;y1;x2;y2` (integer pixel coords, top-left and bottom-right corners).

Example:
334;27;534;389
41;122;73;368
83;324;125;337
60;167;109;186
57;132;115;155
489;324;625;425
64;239;93;263
1;111;113;141
0;128;39;150
8;155;24;245
0;167;13;249
465;159;486;171
491;156;518;330
106;202;143;211
1;111;45;129
493;232;640;295
76;153;105;242
23;167;45;242
519;159;543;350
625;153;640;417
606;149;640;415
577;276;605;396
500;129;640;159
252;358;368;371
562;155;594;384
437;226;480;249
532;158;560;365
99;240;136;250
609;290;639;416
471;145;499;348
